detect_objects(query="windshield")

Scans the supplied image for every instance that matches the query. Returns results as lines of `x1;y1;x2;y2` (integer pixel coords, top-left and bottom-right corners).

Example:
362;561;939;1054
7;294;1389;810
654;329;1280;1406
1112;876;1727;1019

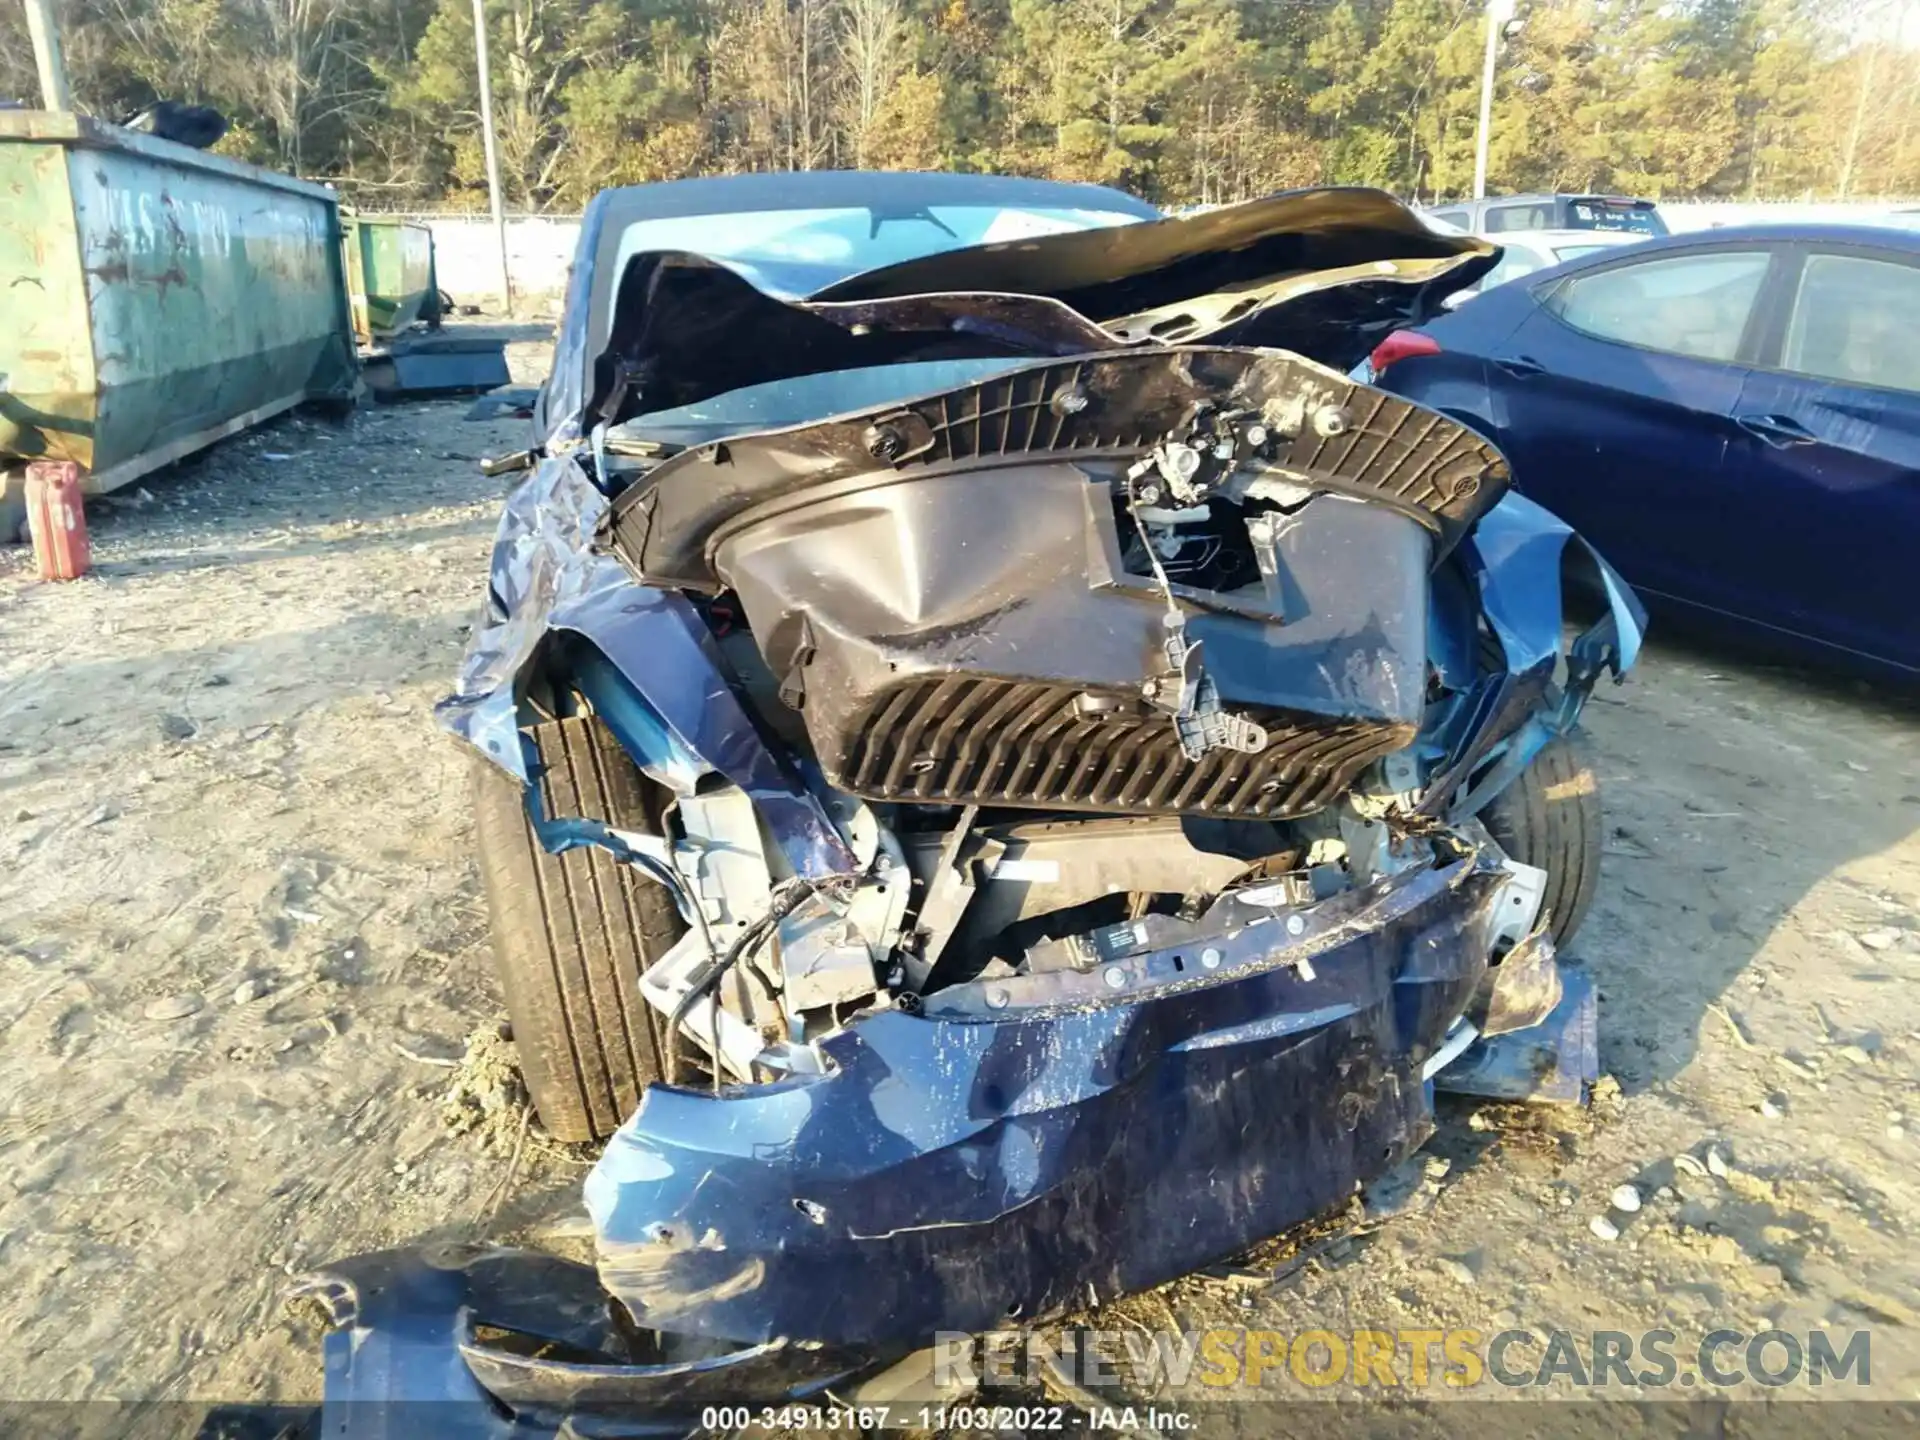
1565;200;1666;236
614;359;1034;447
609;204;1145;311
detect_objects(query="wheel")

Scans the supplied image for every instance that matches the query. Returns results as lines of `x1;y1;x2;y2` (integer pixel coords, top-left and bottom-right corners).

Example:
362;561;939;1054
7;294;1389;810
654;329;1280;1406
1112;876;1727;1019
1479;732;1603;952
472;715;685;1141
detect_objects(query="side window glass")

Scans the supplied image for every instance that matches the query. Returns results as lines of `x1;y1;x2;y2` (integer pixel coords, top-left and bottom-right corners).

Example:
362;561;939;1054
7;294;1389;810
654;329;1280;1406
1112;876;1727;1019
1781;253;1920;395
1429;208;1470;230
1546;251;1770;361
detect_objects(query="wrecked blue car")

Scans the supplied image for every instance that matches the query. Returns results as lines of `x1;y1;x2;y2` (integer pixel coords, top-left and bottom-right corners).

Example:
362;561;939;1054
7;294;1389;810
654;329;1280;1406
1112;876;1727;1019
302;173;1644;1430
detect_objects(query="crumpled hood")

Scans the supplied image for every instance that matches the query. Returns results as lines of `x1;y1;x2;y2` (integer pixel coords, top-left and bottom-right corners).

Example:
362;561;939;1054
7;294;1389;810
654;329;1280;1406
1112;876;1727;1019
579;186;1496;431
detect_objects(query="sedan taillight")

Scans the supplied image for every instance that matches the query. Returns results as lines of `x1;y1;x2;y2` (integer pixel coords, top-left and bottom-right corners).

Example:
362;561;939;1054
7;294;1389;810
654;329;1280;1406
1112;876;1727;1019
1368;331;1443;375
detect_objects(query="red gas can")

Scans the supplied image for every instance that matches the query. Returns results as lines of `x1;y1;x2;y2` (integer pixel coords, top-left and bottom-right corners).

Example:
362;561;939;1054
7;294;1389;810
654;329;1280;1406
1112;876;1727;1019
25;461;90;582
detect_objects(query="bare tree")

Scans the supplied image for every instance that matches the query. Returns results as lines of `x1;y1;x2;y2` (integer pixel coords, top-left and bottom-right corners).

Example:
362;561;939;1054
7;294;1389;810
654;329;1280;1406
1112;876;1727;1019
835;0;902;166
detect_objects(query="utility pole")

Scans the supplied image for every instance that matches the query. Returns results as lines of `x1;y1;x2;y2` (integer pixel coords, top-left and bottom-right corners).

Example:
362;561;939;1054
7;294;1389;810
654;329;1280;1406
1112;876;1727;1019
22;0;74;111
469;0;515;317
1474;0;1517;200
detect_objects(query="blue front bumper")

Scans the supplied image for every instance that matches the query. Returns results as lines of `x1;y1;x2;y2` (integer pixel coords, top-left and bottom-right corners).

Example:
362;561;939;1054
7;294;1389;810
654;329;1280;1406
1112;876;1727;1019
585;849;1508;1347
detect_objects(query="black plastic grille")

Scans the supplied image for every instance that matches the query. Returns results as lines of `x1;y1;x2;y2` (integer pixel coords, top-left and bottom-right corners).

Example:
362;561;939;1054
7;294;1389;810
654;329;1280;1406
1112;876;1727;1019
836;676;1411;819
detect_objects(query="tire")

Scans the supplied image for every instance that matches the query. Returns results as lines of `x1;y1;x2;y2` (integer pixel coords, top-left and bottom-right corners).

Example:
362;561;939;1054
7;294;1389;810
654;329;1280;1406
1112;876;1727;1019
1479;732;1603;952
472;715;684;1141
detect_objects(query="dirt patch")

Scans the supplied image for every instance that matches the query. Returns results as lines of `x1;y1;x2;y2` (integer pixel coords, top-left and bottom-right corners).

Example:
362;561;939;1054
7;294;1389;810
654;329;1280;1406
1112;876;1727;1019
438;1022;530;1151
1;352;1916;1413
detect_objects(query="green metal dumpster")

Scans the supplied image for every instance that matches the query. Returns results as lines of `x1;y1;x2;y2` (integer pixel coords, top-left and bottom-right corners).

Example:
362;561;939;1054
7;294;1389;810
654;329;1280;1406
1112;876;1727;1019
342;213;441;346
0;111;358;533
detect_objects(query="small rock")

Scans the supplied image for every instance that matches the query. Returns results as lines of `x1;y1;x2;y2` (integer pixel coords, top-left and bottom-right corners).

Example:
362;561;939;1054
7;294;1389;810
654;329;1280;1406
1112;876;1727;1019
1858;928;1901;951
145;992;204;1021
202;674;230;689
1706;1147;1731;1179
1835;1043;1874;1065
1890;1124;1906;1141
1424;1155;1453;1181
12;808;31;823
1590;1215;1621;1242
158;713;197;742
1890;1111;1906;1125
1654;1186;1675;1202
82;804;118;828
1435;1257;1477;1287
1468;1110;1495;1131
1492;1309;1519;1329
1558;1192;1573;1208
1610;1183;1643;1213
1760;1096;1785;1119
1845;761;1869;773
232;978;269;1005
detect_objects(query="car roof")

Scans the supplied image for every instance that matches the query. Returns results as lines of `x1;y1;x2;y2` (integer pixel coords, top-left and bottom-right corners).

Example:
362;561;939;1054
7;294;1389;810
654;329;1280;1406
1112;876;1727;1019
1496;229;1643;247
1580;222;1920;255
587;170;1160;224
1432;192;1657;207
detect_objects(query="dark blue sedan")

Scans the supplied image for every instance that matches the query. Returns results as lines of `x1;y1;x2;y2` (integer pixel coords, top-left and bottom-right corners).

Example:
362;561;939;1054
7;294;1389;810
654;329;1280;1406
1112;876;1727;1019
1369;224;1920;679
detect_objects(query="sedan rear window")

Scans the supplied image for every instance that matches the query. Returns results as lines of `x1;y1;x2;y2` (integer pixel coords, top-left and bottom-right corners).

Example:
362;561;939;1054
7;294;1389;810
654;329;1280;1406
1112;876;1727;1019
1781;253;1920;395
1565;199;1667;235
1547;251;1769;361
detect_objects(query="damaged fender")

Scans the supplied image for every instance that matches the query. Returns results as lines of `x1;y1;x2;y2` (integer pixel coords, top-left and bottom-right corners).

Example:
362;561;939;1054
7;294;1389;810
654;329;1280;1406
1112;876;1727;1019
435;454;854;877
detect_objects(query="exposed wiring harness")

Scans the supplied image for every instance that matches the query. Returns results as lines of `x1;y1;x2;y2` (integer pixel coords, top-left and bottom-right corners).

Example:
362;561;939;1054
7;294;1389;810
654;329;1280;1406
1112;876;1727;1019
664;876;823;1091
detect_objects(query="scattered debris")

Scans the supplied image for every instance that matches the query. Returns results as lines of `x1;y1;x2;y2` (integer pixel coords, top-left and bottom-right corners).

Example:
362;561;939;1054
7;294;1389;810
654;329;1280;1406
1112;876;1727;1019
1857;927;1901;951
1609;1183;1643;1213
1706;1146;1731;1179
1705;1002;1757;1051
158;714;197;742
1434;1256;1478;1287
1589;1215;1620;1242
1773;1052;1821;1080
1674;1153;1708;1179
231;978;270;1005
394;1040;460;1069
144;993;204;1021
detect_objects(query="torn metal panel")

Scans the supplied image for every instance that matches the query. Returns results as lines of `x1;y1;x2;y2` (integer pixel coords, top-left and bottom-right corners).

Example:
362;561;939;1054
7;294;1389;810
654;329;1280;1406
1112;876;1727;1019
434;453;854;877
812;186;1495;367
1467;927;1565;1037
584;850;1504;1347
293;1244;870;1435
1410;491;1648;822
1435;964;1600;1105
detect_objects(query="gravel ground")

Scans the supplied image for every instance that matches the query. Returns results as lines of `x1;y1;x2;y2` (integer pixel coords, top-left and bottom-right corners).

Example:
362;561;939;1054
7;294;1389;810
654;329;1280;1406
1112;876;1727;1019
0;349;1916;1426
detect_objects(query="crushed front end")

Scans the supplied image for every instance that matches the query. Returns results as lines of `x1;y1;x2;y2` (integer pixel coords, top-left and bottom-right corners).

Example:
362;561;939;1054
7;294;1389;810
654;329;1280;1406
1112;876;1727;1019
304;181;1644;1432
